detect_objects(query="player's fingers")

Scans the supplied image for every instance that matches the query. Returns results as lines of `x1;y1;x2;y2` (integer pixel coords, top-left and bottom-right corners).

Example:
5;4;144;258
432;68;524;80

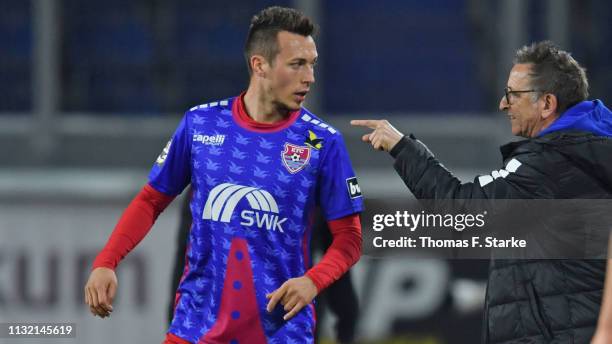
361;133;372;142
350;120;380;129
96;305;110;317
266;285;287;312
283;301;305;321
89;291;105;317
86;288;97;315
267;282;286;298
96;286;113;312
88;286;95;306
84;286;90;305
266;291;281;312
96;286;108;308
86;289;96;315
283;296;298;312
280;289;295;307
90;286;99;307
90;288;108;316
108;281;117;307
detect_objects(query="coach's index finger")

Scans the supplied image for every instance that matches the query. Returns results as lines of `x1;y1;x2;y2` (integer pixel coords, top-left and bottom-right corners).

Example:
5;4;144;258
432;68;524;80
350;119;381;129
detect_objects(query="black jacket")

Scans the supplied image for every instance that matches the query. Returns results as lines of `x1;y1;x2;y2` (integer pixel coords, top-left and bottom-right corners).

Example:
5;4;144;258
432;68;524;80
390;131;612;343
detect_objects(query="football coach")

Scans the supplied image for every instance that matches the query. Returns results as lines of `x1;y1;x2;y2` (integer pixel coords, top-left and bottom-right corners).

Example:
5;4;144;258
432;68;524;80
352;41;612;343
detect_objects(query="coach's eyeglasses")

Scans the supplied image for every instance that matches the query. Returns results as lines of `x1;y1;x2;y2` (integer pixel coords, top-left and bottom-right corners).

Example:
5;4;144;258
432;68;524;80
503;87;540;105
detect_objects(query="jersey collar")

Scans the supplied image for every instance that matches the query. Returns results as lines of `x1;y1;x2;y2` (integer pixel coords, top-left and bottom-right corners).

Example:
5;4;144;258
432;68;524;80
231;92;300;133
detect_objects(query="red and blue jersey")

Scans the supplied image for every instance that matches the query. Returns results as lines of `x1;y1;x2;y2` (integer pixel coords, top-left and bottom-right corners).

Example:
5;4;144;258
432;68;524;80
149;95;364;344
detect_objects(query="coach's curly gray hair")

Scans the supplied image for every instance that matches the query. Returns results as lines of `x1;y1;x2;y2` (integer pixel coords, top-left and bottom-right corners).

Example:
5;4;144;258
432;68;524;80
514;41;589;114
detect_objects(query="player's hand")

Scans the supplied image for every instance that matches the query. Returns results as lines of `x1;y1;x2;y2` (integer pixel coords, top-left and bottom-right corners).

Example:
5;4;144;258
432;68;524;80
350;119;404;152
84;267;117;319
266;276;318;321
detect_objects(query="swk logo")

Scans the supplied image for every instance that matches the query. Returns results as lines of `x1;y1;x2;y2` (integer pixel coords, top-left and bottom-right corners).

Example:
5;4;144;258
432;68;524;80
202;183;287;232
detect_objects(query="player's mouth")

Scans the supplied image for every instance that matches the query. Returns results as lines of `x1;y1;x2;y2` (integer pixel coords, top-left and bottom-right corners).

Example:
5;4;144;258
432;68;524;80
294;91;308;102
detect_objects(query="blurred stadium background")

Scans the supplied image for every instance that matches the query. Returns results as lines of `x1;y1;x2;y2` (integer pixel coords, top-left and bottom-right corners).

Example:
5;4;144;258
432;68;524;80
1;0;611;343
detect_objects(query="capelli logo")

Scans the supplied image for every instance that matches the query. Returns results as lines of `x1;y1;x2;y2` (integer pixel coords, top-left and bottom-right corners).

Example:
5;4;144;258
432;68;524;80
193;134;226;146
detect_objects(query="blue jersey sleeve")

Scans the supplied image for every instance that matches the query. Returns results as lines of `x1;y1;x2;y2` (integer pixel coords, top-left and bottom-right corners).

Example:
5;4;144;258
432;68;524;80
316;133;364;220
148;115;191;196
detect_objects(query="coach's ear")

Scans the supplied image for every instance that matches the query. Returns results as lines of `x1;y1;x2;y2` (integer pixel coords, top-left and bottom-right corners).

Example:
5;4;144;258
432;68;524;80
540;93;559;119
250;54;268;78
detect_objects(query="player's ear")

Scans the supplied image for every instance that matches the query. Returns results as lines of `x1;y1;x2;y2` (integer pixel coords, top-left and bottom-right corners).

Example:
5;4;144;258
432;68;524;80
250;55;268;78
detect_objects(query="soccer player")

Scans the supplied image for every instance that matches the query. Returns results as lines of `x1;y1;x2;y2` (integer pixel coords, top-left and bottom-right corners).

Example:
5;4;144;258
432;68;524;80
84;6;364;344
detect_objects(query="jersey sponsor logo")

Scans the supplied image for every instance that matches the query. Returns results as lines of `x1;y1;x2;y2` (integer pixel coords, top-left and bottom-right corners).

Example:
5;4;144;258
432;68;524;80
156;139;172;166
478;158;522;187
281;143;310;174
202;183;287;232
304;130;323;150
193;134;226;146
346;177;362;198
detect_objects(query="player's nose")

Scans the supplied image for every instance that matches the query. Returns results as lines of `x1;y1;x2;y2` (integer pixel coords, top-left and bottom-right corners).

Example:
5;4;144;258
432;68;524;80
303;67;315;84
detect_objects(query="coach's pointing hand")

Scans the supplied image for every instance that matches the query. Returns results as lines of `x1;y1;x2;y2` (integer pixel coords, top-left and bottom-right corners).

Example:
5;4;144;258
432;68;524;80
85;267;117;318
266;276;318;321
351;119;404;152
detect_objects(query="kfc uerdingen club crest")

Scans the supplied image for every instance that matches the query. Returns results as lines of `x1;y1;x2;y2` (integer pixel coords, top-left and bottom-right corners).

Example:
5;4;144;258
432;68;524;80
281;143;310;173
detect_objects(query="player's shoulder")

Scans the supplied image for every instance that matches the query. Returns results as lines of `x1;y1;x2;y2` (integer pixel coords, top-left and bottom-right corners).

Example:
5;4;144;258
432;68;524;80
296;108;342;141
185;97;235;117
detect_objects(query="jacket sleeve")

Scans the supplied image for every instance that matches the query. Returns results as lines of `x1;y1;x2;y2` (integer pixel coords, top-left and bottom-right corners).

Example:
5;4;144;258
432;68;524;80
390;135;550;200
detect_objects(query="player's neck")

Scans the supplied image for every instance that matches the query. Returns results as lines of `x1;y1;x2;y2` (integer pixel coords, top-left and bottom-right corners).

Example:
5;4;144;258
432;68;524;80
243;87;290;124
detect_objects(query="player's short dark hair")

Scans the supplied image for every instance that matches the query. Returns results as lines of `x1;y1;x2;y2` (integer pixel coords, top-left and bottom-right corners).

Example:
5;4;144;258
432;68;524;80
244;6;316;74
514;40;589;114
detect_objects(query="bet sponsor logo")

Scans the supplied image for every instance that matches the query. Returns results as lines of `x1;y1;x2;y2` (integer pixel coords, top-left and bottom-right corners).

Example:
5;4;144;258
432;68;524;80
346;177;362;199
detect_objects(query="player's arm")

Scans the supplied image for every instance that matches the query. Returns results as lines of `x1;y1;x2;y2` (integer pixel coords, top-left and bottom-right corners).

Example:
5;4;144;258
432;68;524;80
266;213;362;320
304;214;361;291
85;113;190;318
84;184;174;318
